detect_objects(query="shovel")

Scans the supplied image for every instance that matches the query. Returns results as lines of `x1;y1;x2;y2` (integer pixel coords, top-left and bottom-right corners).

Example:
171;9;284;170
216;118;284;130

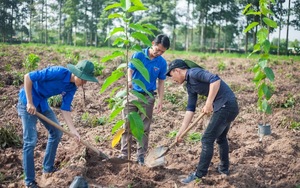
145;113;205;168
35;112;132;164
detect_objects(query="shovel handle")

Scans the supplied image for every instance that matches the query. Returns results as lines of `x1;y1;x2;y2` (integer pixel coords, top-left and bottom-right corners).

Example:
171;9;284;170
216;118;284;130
35;112;109;159
169;113;205;149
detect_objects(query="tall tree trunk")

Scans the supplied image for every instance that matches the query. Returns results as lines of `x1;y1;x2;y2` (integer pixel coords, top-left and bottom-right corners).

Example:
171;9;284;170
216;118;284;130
185;0;190;51
45;0;48;44
29;0;33;42
59;0;62;44
286;0;291;55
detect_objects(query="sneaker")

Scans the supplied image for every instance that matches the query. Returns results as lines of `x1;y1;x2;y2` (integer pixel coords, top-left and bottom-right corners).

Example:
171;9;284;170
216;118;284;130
26;181;39;188
43;167;59;178
137;156;144;166
117;154;128;160
216;166;229;176
181;172;200;184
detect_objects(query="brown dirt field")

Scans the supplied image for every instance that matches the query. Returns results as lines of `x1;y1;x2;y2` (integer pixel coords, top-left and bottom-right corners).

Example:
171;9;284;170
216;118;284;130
0;45;299;188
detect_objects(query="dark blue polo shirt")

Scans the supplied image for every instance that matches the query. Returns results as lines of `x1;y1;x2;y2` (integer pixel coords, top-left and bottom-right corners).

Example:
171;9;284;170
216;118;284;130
186;68;236;112
18;66;77;112
129;47;167;92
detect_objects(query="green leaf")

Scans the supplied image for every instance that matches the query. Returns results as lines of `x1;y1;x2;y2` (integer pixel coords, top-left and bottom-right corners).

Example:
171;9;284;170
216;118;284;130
258;84;264;98
184;59;200;68
131;90;148;104
131;32;152;46
117;63;127;70
257;28;268;44
109;106;124;122
142;24;159;31
132;100;147;117
131;44;143;52
131;0;144;6
252;64;260;73
264;67;275;82
111;120;125;134
132;79;153;97
129;23;154;36
253;70;266;82
263;17;277;28
244;22;259;33
121;0;131;11
115;89;127;98
128;5;148;12
242;3;252;14
128;111;144;144
108;13;123;19
104;3;121;11
258;59;268;69
107;27;125;39
131;58;150;82
101;51;125;62
253;43;261;53
245;10;261;16
262;84;272;100
262;40;271;53
101;70;124;93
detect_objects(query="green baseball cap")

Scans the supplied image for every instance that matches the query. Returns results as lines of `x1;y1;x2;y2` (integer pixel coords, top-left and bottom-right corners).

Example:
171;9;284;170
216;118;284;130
67;60;98;83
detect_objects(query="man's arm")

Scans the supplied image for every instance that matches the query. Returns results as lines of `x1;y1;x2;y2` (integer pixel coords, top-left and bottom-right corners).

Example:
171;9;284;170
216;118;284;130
128;68;133;89
176;111;195;142
202;80;221;113
61;110;80;140
24;73;36;114
156;79;164;112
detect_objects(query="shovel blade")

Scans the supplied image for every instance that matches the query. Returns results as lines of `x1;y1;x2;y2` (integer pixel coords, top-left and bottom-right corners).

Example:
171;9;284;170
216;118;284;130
147;146;169;160
145;156;166;168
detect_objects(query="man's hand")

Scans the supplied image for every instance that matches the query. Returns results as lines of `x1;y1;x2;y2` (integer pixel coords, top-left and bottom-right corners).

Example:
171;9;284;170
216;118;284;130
202;102;213;114
155;100;163;113
26;103;36;115
71;130;81;142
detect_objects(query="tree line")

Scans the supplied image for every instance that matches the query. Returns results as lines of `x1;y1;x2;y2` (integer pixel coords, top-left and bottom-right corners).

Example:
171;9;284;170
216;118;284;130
0;0;299;54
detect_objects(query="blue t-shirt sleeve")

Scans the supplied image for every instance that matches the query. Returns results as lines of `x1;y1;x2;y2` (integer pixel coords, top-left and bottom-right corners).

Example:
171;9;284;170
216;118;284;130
61;90;76;111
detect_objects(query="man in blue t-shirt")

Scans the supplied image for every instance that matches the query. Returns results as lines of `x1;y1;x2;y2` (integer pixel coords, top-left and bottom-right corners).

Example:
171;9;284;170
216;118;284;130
166;59;239;184
17;60;98;188
120;34;170;165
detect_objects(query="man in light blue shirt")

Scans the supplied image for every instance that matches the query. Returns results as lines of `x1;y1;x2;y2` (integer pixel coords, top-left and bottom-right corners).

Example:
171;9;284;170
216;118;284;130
17;60;98;188
120;34;170;165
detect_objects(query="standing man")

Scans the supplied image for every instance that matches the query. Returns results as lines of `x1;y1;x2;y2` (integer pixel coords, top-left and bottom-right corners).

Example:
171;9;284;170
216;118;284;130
17;60;98;188
166;59;239;184
120;34;170;165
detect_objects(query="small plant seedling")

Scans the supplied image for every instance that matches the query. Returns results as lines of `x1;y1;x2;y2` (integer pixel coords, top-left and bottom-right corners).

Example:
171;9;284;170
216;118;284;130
186;132;202;143
165;93;178;104
93;62;105;76
290;121;300;130
23;53;40;73
0;126;22;149
167;130;178;138
81;112;90;122
217;62;226;71
48;95;62;107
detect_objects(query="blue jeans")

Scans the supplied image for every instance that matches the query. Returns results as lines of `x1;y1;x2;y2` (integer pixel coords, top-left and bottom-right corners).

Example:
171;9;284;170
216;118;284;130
17;101;63;185
196;99;239;177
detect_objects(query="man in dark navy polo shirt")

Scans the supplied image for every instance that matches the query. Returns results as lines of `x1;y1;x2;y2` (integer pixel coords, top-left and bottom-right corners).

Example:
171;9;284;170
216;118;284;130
166;59;239;184
119;34;170;165
17;60;98;188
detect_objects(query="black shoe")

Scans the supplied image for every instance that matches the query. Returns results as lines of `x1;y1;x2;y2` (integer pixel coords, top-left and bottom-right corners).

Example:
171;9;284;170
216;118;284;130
26;181;39;188
137;156;145;166
216;166;229;175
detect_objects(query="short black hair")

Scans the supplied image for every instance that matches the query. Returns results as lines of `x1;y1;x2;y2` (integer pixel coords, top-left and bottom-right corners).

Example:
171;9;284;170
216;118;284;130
153;34;170;50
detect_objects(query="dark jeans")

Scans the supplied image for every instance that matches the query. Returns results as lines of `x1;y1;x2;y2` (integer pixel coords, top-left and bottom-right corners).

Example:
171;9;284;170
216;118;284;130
196;99;239;177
